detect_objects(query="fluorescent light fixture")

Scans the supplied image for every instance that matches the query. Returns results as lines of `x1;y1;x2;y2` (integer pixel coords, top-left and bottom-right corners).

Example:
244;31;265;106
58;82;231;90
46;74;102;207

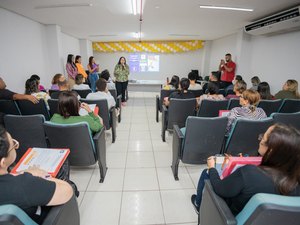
35;3;92;9
131;0;137;15
199;5;253;12
131;0;145;15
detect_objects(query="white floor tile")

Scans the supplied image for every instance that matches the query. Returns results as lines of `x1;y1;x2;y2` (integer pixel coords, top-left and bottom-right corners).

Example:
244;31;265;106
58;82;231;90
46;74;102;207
186;166;206;188
126;152;155;168
154;151;173;167
129;131;151;141
70;166;95;191
116;131;130;141
80;192;122;225
157;167;194;190
123;168;159;191
128;140;153;151
107;152;127;168
120;191;165;225
161;189;198;224
87;168;125;191
106;141;128;152
131;124;150;131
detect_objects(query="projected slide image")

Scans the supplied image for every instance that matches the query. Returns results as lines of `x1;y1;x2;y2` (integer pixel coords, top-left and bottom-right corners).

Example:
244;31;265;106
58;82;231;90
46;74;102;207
129;54;160;72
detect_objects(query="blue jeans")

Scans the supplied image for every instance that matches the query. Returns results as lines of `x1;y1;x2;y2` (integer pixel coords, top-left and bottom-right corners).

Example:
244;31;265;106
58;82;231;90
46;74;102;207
196;169;210;206
89;73;99;92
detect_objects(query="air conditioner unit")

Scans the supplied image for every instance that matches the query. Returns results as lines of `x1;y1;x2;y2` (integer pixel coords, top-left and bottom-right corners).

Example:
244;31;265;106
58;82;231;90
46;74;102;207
245;6;300;35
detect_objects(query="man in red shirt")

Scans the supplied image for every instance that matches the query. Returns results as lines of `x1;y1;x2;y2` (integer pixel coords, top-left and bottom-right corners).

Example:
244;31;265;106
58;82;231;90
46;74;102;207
219;53;236;88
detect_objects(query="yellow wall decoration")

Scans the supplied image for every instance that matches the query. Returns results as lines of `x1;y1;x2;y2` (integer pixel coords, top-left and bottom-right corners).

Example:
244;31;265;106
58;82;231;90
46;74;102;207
93;40;203;53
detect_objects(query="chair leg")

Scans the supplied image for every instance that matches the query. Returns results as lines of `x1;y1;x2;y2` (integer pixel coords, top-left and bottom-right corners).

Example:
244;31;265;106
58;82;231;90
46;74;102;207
162;129;166;142
156;108;159;123
112;128;116;143
171;159;180;180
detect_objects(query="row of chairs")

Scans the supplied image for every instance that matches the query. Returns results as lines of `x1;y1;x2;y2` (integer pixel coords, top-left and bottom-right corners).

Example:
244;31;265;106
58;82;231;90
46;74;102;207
171;111;300;180
161;98;300;141
3;114;107;183
0;97;118;143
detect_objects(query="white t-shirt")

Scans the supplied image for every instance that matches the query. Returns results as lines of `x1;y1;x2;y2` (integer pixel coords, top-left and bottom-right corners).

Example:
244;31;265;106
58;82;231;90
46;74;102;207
189;83;202;90
86;91;116;109
73;84;91;90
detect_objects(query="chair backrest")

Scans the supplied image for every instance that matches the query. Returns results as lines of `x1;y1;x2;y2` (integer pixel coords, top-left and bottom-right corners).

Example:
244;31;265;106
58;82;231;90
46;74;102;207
236;193;300;225
0;100;21;115
182;116;228;164
43;122;96;166
16;100;50;120
225;118;274;156
198;99;229;117
48;99;59;117
167;98;197;130
257;99;283;116
49;90;59;97
0;204;38;225
108;89;118;101
4;115;47;162
72;89;92;98
218;89;226;96
80;99;110;129
159;89;176;111
190;89;203;97
272;112;300;131
225;89;235;96
227;98;240;110
278;99;300;113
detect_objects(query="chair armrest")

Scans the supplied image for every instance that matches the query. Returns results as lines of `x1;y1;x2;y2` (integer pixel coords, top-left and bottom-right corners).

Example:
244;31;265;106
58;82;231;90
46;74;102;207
173;125;184;158
200;181;237;225
156;95;161;112
93;127;106;154
92;127;107;182
161;105;168;130
42;195;79;225
116;95;122;108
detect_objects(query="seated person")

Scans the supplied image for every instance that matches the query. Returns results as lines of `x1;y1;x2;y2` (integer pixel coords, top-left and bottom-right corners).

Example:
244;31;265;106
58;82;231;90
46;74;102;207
188;71;202;90
257;82;274;100
0;77;38;103
250;76;261;91
164;78;195;106
274;79;300;99
72;74;90;90
202;71;220;94
25;78;50;108
50;91;103;133
191;124;300;215
163;75;179;90
30;74;46;92
50;73;65;90
225;75;243;91
50;80;72;99
0;126;73;223
86;78;116;109
100;69;116;90
226;89;267;134
226;80;247;99
198;82;225;105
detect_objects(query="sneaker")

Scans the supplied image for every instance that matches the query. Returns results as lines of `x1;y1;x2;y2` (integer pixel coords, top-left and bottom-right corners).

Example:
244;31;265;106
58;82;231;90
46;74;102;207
191;194;200;214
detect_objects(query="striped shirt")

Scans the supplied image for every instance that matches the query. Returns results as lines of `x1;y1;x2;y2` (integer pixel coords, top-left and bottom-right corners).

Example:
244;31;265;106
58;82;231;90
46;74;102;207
226;106;267;134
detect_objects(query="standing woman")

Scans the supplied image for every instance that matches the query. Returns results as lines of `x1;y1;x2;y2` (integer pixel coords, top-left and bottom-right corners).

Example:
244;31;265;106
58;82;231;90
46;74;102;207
75;55;88;80
87;56;99;92
114;56;129;105
66;54;78;90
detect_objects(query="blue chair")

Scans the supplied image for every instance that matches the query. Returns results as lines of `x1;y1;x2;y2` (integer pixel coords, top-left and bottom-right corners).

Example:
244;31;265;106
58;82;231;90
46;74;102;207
272;111;300;131
227;98;240;110
156;89;176;122
257;99;283;116
225;118;274;156
0;100;21;115
44;122;107;182
172;116;227;180
16;100;50;120
199;181;300;225
278;99;300;113
0;195;79;225
197;99;229;117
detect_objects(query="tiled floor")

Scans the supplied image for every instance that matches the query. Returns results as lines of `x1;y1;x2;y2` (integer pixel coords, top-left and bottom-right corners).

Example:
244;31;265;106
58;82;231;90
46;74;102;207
70;91;206;225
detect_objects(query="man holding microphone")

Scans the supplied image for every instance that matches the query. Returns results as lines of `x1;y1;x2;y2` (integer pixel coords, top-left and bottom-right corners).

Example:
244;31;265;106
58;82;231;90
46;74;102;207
219;53;236;89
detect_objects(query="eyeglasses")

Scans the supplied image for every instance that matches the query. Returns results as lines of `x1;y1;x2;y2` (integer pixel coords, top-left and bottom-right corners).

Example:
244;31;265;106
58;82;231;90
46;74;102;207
8;139;19;153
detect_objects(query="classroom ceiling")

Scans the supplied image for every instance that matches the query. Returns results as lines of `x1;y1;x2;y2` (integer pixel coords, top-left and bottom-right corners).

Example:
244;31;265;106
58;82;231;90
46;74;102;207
0;0;299;41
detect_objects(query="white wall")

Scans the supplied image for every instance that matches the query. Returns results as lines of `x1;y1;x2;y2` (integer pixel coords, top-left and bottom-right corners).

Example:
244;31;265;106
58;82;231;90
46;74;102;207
94;50;203;81
61;33;80;74
0;8;49;93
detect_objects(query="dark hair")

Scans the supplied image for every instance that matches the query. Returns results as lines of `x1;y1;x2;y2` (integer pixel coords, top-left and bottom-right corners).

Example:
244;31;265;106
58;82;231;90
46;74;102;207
260;124;300;195
210;71;220;81
58;79;68;89
169;75;180;89
180;78;190;92
88;56;94;69
234;80;247;94
75;74;84;85
225;53;231;57
258;82;272;100
100;70;111;81
30;74;40;81
58;91;80;118
188;71;197;81
52;73;63;85
67;54;76;69
96;78;107;92
75;55;81;64
0;126;9;161
235;75;243;81
25;78;39;94
251;76;261;85
207;82;220;95
118;57;126;65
